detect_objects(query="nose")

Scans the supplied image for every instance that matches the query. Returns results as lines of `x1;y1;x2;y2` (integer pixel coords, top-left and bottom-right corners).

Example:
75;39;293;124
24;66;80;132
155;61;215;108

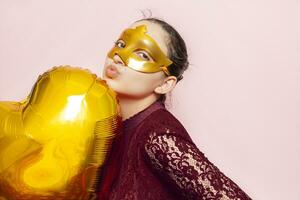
113;54;125;65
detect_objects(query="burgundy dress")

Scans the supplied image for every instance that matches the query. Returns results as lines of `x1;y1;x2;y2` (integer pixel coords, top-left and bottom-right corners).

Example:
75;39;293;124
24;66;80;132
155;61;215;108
96;99;252;200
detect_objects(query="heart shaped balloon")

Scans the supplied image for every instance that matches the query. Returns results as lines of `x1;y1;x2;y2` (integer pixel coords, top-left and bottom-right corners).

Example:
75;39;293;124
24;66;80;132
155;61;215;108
0;65;121;200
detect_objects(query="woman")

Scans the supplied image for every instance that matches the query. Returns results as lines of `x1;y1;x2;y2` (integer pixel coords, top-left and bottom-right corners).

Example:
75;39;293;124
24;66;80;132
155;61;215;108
97;17;252;200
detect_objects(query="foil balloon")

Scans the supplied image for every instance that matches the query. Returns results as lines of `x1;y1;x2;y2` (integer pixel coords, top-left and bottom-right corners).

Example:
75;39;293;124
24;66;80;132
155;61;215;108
0;65;122;200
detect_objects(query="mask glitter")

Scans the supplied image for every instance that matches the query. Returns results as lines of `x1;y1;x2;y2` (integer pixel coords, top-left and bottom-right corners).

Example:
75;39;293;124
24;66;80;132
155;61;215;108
107;25;173;76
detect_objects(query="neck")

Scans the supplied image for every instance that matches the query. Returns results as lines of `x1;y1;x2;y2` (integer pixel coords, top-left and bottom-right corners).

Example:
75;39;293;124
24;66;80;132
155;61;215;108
117;93;160;121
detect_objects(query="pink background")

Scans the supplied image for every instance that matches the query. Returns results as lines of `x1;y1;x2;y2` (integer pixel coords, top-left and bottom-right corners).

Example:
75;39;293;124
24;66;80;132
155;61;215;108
1;0;299;199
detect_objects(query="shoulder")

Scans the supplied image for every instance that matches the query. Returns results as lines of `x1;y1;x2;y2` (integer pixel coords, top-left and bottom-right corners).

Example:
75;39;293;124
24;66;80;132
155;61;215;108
138;108;194;144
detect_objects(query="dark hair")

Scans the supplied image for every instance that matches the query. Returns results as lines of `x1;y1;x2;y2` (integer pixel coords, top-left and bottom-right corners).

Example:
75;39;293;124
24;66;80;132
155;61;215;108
134;17;189;104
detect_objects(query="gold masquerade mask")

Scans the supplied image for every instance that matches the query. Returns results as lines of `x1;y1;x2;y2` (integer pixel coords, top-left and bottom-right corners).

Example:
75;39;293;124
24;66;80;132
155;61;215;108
107;25;173;76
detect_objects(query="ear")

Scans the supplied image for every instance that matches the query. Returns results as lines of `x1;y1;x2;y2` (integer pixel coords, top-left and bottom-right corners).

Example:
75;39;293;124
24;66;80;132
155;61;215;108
154;76;177;94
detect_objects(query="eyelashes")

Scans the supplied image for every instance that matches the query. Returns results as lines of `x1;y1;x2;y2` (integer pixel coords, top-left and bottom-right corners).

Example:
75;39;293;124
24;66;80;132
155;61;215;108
135;51;152;61
114;39;126;48
113;40;154;62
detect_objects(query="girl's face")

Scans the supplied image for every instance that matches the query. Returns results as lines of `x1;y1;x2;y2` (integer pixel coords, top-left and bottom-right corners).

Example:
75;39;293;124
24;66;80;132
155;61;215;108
102;20;173;99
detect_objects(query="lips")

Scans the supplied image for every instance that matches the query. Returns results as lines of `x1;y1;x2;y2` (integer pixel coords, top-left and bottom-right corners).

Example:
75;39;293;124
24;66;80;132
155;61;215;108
105;65;120;78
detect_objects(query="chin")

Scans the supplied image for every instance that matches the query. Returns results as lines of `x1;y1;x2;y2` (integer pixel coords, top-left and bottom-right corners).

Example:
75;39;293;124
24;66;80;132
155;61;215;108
102;77;119;92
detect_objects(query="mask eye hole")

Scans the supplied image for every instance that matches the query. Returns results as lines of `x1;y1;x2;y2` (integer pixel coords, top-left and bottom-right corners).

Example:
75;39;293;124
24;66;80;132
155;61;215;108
134;50;154;62
114;39;126;48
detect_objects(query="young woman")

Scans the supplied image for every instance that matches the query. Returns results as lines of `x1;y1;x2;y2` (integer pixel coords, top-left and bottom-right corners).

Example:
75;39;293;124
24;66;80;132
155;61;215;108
97;17;252;200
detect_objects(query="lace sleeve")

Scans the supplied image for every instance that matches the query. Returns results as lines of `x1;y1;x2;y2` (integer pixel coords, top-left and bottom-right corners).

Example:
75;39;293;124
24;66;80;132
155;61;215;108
144;131;252;200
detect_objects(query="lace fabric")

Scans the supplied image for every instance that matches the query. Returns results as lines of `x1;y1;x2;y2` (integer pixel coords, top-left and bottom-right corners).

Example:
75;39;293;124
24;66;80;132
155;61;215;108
144;130;252;200
97;100;252;200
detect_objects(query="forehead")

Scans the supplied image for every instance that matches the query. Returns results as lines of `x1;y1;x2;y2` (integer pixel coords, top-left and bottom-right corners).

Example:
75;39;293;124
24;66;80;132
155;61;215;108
128;20;169;56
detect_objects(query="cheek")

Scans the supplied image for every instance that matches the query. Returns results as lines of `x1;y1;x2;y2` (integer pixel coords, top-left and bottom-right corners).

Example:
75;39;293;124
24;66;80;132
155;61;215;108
120;73;155;96
102;57;162;98
110;72;158;98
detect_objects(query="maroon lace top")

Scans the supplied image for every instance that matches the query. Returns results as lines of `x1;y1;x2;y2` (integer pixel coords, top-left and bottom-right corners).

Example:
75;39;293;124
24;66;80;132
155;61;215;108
96;99;252;200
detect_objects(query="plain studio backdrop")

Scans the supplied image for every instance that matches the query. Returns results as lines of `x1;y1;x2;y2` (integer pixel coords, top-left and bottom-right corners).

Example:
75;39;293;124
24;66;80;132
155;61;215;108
0;0;299;199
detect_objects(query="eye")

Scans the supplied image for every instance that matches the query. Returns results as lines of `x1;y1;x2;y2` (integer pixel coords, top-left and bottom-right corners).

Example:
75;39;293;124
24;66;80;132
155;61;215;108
114;39;126;48
135;50;153;62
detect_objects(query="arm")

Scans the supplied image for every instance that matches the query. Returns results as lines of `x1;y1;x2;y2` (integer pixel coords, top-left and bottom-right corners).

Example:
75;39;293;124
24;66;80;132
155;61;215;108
144;131;252;200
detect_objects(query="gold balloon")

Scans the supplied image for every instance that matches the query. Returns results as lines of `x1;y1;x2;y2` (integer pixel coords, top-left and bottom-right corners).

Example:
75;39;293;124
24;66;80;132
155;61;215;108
0;65;121;200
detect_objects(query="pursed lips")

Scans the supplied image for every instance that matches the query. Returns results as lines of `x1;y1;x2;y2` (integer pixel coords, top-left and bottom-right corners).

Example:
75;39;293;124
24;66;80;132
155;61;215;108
105;65;120;78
